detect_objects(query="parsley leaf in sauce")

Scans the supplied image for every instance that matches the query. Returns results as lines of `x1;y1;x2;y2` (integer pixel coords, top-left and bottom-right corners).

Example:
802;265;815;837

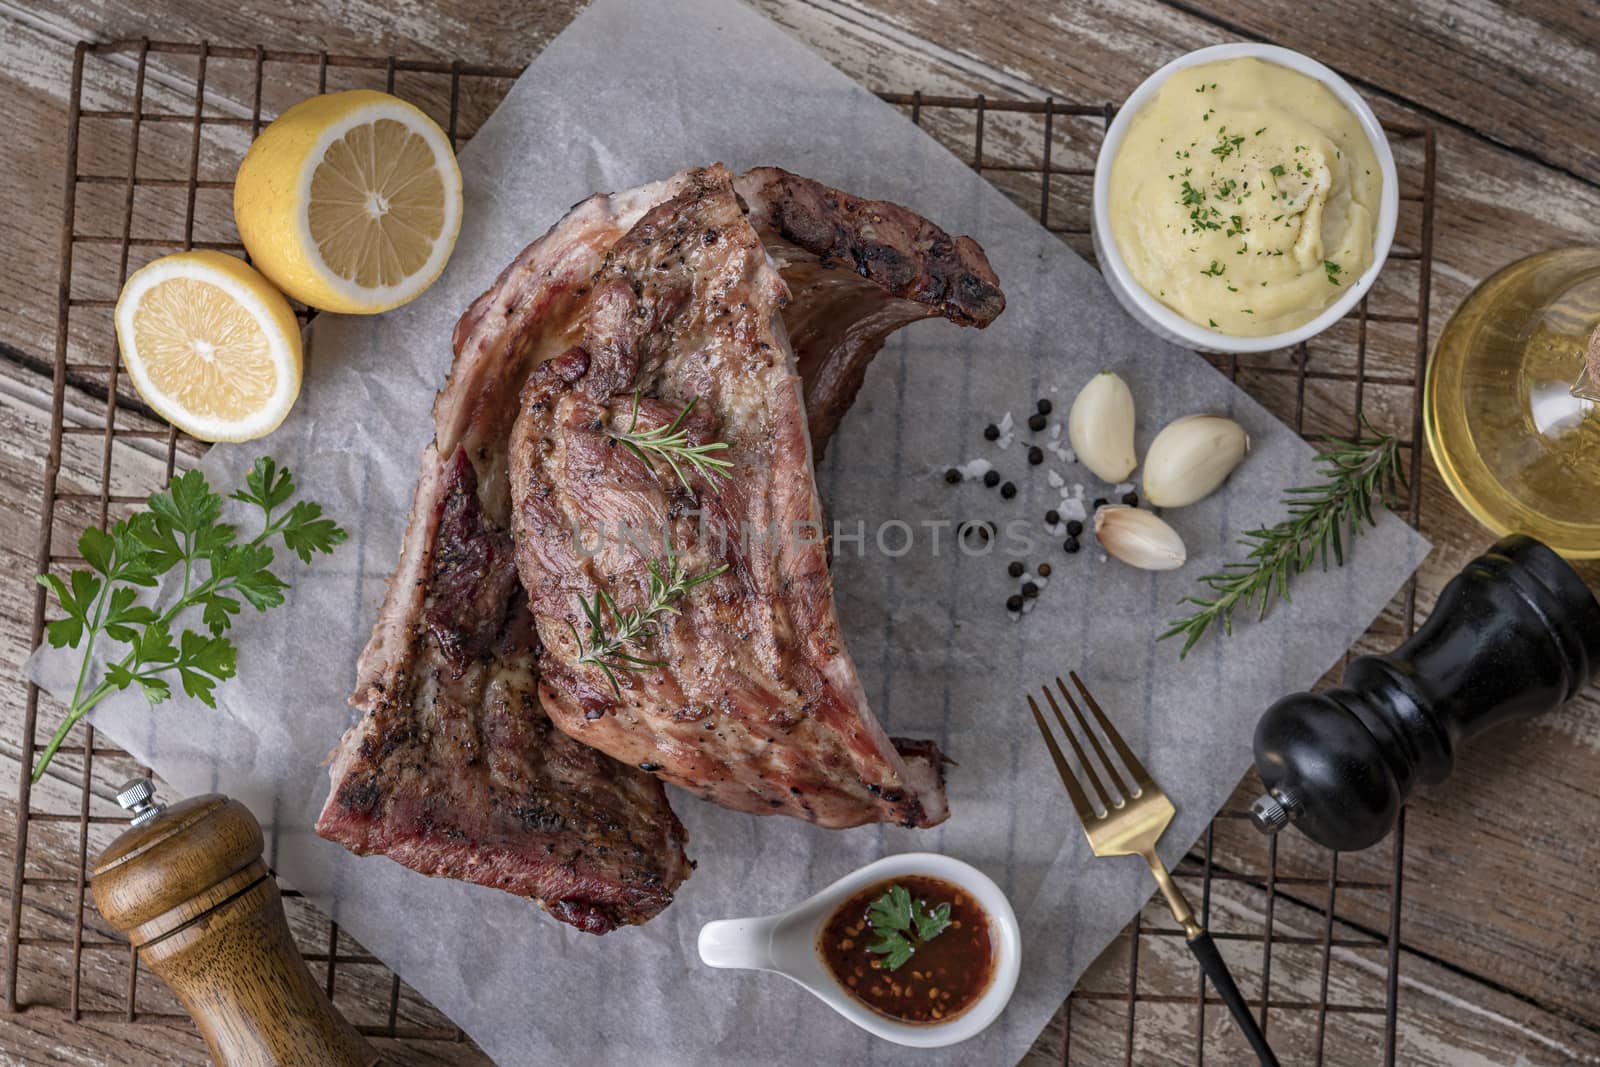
866;883;954;972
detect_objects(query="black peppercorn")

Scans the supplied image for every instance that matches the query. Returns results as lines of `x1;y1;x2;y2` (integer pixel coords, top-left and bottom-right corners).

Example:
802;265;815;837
1000;481;1017;499
1006;594;1024;612
1122;491;1139;506
959;520;993;544
1008;561;1024;578
983;470;1000;488
983;423;1000;441
1027;446;1044;466
1066;519;1084;537
944;468;962;484
1093;497;1108;509
1038;562;1052;577
1045;508;1060;525
1063;536;1081;554
1022;581;1039;599
1027;413;1047;432
1037;398;1053;415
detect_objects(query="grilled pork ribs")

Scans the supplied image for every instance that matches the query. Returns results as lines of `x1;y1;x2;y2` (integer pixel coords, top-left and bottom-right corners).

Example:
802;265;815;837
318;165;1002;930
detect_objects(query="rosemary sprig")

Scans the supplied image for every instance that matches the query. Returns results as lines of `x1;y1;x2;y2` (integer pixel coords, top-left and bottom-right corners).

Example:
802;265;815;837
1161;420;1407;658
612;393;733;491
568;557;728;694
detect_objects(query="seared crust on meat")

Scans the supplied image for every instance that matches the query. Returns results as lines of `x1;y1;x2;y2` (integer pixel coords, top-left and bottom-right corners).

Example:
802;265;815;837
509;166;950;829
735;167;1002;457
318;449;689;934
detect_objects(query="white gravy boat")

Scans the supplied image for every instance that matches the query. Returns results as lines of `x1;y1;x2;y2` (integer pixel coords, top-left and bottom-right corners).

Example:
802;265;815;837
697;852;1022;1048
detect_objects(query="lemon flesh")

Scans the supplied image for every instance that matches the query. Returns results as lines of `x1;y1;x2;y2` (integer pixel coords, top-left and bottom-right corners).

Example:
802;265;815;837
234;90;462;315
114;250;303;442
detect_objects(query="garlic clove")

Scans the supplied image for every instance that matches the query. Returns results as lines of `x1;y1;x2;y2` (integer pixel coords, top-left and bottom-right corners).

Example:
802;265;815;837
1068;371;1137;483
1142;414;1250;508
1094;505;1186;570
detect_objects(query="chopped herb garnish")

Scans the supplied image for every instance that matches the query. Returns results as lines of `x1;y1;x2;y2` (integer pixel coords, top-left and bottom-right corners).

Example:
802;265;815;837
1325;259;1344;285
1201;260;1225;277
1269;163;1286;177
1211;128;1246;161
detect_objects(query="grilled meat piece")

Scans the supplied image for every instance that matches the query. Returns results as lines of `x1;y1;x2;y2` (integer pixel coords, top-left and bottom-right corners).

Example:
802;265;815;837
734;166;1003;457
318;449;689;934
317;175;698;934
509;165;1000;828
318;164;1002;927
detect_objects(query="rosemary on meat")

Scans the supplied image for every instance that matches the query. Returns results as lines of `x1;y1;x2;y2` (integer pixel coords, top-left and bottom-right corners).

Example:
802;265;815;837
569;557;729;694
1160;420;1406;658
613;393;733;491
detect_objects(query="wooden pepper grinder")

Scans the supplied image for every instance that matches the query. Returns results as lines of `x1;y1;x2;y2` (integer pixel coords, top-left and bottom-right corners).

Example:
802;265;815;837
91;779;380;1066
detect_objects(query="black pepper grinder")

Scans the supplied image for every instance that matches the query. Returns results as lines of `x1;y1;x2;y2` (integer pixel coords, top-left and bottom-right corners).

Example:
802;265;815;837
1250;534;1600;852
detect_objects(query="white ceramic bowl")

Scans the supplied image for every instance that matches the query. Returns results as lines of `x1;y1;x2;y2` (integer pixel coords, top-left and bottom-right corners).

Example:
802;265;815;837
698;852;1022;1048
1091;43;1398;354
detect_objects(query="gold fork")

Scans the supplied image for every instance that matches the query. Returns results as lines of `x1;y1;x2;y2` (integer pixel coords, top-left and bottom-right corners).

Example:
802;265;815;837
1028;672;1279;1067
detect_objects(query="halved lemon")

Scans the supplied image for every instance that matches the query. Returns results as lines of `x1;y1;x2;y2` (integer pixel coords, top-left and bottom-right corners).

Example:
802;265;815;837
233;89;463;315
114;250;303;442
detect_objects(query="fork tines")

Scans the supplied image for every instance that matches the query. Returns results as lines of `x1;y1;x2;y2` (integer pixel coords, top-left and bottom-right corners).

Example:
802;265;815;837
1026;672;1151;820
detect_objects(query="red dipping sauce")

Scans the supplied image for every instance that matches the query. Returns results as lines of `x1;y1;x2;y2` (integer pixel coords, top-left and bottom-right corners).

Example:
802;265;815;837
816;875;995;1025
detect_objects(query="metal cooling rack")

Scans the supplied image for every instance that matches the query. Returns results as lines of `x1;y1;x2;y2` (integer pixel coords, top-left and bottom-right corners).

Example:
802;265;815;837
6;39;1435;1065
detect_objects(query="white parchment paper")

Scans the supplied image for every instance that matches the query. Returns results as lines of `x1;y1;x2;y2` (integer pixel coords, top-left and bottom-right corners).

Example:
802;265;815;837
33;1;1430;1063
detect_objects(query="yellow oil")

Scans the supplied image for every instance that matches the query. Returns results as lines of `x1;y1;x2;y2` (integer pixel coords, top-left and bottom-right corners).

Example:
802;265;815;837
1426;248;1600;558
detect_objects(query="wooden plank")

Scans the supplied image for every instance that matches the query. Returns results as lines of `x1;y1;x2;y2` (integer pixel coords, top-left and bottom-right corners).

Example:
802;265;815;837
1023;879;1600;1065
1168;0;1600;187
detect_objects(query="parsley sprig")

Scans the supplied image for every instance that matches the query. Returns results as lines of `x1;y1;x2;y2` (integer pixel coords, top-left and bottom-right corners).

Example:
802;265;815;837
1160;421;1405;657
32;459;347;781
569;556;728;696
866;883;953;972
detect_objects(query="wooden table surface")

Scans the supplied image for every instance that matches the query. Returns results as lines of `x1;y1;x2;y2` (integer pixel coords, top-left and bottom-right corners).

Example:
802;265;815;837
2;1;1598;1064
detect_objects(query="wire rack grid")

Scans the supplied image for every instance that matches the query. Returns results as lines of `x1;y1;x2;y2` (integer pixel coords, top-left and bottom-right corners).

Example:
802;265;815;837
6;39;1435;1065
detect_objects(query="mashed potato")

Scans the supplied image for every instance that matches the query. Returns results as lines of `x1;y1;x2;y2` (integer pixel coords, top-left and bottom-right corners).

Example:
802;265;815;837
1108;57;1382;336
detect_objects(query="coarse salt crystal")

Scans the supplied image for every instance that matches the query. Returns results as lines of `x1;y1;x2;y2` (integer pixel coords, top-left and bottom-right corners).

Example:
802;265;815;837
1059;498;1086;522
1046;470;1064;488
956;458;994;480
1113;482;1135;495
